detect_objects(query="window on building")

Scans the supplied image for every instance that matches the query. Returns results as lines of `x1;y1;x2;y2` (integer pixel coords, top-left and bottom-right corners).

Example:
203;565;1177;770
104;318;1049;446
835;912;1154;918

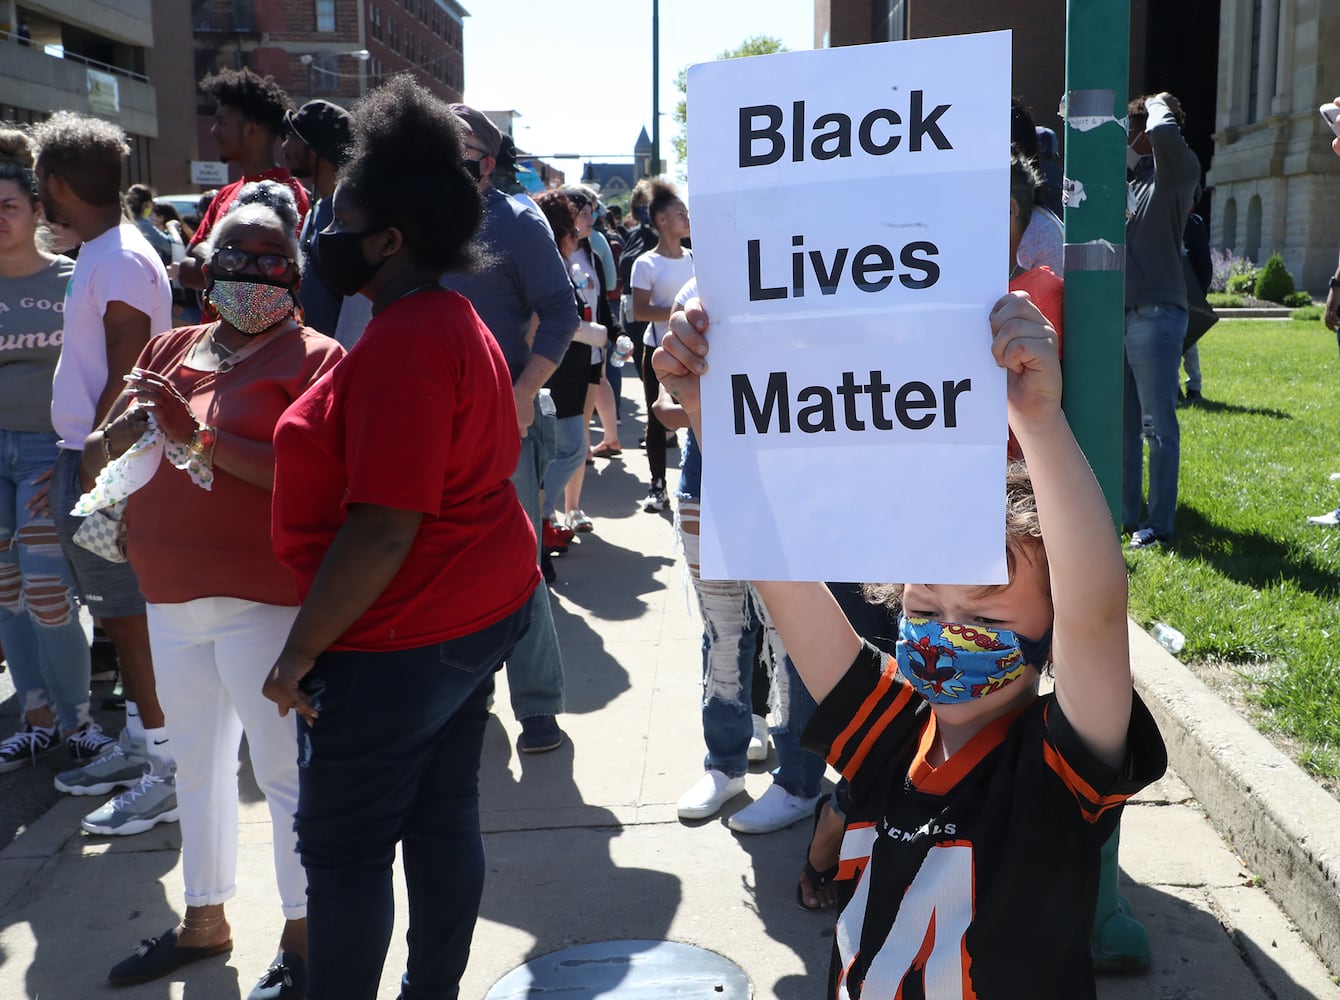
1244;195;1262;263
316;0;336;32
390;19;399;53
1247;0;1262;124
1222;198;1237;253
872;0;907;42
315;52;339;93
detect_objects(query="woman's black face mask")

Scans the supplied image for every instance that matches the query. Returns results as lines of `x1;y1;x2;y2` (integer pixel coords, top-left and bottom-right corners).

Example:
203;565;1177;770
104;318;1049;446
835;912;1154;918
314;229;385;297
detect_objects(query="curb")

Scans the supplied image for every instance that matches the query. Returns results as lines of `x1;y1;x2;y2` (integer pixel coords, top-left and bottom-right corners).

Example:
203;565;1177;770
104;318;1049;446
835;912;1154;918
1127;620;1340;976
1213;307;1297;319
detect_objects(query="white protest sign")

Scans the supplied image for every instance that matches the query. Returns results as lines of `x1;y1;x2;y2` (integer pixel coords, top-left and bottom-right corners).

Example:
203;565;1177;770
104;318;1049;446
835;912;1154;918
686;31;1012;584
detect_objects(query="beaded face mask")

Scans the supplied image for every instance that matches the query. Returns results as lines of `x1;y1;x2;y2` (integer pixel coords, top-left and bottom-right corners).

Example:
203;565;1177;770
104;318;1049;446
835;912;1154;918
895;614;1050;704
207;276;295;335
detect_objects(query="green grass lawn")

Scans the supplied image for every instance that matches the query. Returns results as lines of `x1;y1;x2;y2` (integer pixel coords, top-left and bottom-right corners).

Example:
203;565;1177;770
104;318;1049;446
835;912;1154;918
1124;318;1340;788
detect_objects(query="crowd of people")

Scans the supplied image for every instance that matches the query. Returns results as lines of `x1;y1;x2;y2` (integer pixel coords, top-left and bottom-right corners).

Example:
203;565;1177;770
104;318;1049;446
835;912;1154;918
14;51;1308;998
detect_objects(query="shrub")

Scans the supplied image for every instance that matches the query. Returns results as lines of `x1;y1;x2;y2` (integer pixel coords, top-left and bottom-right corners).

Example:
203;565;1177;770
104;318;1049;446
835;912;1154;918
1253;253;1296;303
1210;248;1257;293
1283;291;1314;308
1291;305;1324;322
1207;292;1244;308
1227;273;1257;295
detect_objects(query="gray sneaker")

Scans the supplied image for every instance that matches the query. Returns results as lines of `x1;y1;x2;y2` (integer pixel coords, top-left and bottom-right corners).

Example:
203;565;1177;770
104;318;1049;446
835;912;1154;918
55;729;149;796
81;762;178;836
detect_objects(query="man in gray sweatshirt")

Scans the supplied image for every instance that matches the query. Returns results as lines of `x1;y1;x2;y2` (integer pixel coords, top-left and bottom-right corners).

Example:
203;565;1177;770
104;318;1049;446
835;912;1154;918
1122;92;1201;549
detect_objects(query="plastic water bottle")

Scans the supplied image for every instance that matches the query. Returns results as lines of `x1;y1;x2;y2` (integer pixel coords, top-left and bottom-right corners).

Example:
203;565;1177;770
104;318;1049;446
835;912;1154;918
1151;622;1185;655
609;334;635;368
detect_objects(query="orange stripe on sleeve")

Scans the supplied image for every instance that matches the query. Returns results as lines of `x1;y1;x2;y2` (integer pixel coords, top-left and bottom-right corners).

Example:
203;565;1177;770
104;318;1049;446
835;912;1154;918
829;660;906;766
1042;742;1132;823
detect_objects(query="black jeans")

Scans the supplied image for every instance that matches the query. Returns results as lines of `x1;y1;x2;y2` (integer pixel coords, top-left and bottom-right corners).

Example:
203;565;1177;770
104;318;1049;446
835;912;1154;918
295;604;530;1000
641;355;668;485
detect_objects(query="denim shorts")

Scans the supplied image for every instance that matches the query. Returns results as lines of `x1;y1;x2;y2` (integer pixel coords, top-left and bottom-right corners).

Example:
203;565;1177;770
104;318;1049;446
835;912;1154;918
51;448;146;618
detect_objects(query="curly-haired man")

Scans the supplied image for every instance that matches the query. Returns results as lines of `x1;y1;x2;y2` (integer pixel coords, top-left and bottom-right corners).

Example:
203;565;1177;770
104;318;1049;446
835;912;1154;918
179;67;309;292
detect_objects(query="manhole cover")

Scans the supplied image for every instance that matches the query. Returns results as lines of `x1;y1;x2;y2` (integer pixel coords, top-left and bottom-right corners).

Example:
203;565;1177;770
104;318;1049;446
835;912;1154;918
483;939;752;998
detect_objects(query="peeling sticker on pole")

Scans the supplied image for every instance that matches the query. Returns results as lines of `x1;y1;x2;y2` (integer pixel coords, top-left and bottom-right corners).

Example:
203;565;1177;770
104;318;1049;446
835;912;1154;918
1062;88;1118;132
1063;239;1125;273
1062;177;1086;207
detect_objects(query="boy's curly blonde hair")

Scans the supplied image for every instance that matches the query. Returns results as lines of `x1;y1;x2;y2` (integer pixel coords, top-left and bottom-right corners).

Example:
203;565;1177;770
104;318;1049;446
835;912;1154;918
862;462;1048;612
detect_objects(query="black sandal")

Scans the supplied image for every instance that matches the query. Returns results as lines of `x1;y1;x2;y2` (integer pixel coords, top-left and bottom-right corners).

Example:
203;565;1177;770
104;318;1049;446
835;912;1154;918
796;798;840;911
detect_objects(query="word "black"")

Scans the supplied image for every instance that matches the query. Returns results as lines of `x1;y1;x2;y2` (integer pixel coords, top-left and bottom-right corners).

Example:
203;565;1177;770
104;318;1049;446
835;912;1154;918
739;92;953;168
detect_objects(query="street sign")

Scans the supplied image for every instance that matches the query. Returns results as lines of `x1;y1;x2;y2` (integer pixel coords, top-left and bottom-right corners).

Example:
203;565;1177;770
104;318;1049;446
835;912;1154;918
190;161;229;186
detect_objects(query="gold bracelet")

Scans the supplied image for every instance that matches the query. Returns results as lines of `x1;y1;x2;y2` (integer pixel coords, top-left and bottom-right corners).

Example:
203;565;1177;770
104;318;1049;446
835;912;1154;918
190;425;218;467
101;427;114;461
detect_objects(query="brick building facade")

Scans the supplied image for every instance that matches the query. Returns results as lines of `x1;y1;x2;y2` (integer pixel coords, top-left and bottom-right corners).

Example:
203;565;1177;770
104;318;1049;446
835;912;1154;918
193;0;465;180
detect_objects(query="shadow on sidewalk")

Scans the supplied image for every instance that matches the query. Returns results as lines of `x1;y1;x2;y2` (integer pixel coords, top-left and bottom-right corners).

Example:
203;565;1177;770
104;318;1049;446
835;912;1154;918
476;717;681;994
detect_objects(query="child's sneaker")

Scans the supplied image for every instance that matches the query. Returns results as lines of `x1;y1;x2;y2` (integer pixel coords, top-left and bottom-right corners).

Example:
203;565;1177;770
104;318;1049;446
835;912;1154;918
66;721;116;762
54;729;149;795
0;723;59;774
80;762;178;836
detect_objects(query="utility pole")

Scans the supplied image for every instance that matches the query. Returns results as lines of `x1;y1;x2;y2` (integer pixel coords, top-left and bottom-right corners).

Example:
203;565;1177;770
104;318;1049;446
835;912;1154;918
1062;0;1151;975
651;0;660;176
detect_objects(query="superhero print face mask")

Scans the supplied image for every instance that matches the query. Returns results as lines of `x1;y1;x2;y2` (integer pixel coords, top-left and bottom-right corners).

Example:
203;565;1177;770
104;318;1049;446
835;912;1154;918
895;614;1051;704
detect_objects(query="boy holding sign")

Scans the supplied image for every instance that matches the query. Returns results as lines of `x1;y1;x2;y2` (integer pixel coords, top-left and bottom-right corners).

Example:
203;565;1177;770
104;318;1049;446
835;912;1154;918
654;293;1166;998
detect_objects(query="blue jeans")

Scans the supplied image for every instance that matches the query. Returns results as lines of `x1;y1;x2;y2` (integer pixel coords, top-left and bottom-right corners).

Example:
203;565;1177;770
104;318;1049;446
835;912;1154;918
295;604;530;1000
542;415;586;521
505;400;565;719
677;498;824;796
1122;304;1187;540
0;430;92;731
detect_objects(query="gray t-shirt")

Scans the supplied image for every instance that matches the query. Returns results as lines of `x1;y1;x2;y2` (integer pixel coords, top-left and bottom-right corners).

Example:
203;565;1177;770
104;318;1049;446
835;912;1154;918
0;255;75;433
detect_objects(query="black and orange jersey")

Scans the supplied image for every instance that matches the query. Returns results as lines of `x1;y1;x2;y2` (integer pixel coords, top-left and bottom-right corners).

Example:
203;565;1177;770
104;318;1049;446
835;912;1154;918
803;642;1166;1000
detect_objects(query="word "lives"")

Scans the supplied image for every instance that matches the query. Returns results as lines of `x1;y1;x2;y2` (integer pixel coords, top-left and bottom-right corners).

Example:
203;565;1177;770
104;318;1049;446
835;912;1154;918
748;236;939;301
739;92;953;167
732;370;972;435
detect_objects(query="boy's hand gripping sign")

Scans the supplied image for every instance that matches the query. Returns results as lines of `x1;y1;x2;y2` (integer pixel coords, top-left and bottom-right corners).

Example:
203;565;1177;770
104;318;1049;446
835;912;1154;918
688;31;1012;584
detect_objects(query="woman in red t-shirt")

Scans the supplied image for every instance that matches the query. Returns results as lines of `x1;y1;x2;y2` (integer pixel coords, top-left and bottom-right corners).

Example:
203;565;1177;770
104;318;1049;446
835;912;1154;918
85;181;344;995
261;77;538;1000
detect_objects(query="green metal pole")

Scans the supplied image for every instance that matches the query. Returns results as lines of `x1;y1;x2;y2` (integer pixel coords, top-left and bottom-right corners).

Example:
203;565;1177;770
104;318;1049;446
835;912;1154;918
1063;0;1150;975
1062;0;1128;525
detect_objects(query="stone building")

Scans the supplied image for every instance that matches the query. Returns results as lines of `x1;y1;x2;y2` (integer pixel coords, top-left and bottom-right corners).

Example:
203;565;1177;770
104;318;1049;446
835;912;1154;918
1206;0;1340;288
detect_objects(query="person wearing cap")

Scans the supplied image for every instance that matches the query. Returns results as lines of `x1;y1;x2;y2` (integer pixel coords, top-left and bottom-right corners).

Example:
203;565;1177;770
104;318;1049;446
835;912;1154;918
439;104;577;754
283;98;372;346
178;68;310;293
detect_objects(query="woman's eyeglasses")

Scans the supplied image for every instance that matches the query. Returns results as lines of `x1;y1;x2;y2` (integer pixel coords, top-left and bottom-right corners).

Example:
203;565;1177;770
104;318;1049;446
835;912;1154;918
212;247;294;279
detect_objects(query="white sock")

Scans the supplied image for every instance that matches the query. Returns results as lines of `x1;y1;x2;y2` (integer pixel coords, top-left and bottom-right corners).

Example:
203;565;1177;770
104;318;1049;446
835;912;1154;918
124;701;145;742
143;727;173;768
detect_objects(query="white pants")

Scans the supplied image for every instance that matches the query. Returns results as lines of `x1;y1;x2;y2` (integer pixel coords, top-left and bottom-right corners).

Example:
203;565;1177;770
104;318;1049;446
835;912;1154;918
148;597;306;918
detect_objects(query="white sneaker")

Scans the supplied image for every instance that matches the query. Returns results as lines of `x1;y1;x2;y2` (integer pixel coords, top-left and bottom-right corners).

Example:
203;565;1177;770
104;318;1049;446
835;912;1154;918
727;783;821;834
747;714;770;763
677;770;746;820
1306;509;1340;527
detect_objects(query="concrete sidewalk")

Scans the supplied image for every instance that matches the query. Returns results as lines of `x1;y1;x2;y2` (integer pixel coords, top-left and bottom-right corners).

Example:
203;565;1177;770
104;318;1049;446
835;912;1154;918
1;401;1338;999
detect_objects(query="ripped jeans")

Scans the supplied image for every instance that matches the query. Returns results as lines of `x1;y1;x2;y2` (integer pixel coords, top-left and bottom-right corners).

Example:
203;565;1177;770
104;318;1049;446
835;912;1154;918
0;430;92;731
676;498;824;798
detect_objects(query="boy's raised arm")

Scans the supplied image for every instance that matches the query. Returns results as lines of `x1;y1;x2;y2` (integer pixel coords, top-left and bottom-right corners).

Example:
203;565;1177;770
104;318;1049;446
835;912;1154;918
992;293;1133;768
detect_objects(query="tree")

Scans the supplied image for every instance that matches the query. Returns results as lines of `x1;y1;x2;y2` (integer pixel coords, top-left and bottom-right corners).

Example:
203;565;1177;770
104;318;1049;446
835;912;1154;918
672;34;787;180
